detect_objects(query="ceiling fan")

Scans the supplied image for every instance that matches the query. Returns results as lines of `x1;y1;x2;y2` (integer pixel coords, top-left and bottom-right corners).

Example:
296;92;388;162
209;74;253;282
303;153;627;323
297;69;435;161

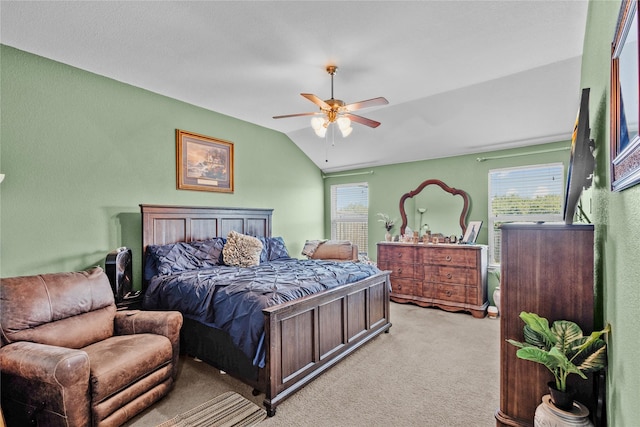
273;65;389;138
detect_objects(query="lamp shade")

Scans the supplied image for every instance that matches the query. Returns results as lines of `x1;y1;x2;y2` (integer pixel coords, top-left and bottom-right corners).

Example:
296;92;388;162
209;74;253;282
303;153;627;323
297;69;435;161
337;116;351;130
339;126;352;137
311;117;324;130
314;126;327;137
337;116;352;137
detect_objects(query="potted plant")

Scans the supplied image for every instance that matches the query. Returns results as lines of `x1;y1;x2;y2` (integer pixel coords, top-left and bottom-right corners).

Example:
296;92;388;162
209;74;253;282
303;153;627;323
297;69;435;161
507;311;610;411
377;213;397;241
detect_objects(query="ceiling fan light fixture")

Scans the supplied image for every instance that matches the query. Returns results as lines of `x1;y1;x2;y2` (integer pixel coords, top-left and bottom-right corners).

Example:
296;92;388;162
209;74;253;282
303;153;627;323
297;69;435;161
315;127;328;138
311;116;324;130
337;116;352;137
274;64;388;141
337;116;351;130
311;117;328;137
339;125;353;138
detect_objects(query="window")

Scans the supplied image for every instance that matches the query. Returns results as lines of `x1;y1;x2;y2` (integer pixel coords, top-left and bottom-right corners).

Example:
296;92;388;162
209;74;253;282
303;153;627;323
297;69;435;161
488;163;564;265
331;183;368;254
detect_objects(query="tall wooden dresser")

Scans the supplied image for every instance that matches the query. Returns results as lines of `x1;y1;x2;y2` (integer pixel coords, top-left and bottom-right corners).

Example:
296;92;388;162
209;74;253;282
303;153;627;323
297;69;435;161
496;223;595;427
377;242;488;318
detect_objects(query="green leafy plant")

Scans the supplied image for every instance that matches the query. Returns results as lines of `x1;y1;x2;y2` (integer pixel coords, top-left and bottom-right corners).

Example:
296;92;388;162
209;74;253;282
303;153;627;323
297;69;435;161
377;213;397;232
507;312;610;392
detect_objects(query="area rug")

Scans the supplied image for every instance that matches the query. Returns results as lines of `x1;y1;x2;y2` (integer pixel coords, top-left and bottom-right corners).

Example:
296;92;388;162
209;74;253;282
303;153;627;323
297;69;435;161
156;391;266;427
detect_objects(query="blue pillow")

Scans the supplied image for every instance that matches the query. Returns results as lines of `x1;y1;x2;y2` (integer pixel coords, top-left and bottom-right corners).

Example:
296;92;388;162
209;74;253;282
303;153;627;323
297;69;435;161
258;237;290;263
144;238;226;280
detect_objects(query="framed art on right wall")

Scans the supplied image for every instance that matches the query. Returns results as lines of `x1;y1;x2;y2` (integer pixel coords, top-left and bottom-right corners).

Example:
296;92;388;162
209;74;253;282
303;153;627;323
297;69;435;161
611;0;639;191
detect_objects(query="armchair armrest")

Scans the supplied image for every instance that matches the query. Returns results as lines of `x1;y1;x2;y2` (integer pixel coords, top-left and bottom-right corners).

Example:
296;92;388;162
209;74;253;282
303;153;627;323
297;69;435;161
0;341;90;425
114;310;183;378
114;310;183;341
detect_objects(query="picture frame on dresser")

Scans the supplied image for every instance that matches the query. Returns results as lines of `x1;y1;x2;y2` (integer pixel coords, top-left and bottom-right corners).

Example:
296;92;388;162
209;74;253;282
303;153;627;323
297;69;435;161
176;129;234;193
462;220;482;244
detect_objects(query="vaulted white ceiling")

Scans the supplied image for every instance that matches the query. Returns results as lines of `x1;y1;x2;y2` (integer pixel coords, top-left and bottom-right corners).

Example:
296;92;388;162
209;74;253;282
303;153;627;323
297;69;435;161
0;1;588;172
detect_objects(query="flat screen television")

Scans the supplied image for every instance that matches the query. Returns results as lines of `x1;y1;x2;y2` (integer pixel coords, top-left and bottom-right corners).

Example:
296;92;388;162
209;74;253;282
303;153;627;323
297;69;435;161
563;88;595;224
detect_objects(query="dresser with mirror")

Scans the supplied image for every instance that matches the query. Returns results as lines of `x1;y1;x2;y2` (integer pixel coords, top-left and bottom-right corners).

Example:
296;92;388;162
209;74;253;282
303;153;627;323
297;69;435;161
377;179;488;318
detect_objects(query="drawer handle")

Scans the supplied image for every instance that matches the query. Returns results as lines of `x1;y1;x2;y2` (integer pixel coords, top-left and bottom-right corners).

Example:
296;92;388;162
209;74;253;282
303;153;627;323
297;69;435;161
446;290;452;297
447;273;452;279
397;268;403;274
445;255;452;262
396;253;403;258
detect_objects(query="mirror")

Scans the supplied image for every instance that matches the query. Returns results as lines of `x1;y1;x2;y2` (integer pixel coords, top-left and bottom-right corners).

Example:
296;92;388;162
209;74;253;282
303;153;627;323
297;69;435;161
399;179;470;237
611;0;640;191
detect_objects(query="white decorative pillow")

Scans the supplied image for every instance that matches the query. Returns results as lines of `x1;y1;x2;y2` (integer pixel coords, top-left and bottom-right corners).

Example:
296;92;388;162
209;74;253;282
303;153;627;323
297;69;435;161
223;230;263;267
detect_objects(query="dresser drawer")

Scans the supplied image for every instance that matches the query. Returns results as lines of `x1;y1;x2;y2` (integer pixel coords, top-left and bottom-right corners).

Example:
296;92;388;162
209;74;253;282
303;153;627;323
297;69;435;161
434;283;467;303
390;278;419;296
387;263;415;279
466;286;479;303
423;247;476;267
428;266;470;285
378;245;416;263
376;260;391;273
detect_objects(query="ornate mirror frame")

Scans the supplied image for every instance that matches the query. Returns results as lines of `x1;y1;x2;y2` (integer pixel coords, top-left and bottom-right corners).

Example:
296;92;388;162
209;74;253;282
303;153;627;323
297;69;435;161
611;0;640;191
399;179;470;236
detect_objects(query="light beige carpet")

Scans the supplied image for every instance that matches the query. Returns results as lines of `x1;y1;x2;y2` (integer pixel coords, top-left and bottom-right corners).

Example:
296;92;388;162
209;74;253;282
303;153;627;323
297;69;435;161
126;303;500;427
156;391;265;427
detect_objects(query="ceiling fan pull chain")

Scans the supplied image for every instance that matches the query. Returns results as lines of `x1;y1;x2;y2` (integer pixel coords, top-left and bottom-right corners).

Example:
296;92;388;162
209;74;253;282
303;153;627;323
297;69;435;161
325;133;329;163
331;123;336;146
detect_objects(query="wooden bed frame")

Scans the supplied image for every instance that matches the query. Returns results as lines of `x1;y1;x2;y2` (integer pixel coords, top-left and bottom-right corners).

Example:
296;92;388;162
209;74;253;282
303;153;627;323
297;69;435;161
140;204;392;416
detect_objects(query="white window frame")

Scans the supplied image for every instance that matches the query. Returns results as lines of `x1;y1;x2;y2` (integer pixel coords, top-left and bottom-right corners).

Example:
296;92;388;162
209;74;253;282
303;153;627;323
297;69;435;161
488;163;564;266
330;182;369;255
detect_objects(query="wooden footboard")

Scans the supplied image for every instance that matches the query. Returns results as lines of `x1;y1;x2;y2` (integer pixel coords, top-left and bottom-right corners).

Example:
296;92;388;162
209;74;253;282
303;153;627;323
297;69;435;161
260;271;391;416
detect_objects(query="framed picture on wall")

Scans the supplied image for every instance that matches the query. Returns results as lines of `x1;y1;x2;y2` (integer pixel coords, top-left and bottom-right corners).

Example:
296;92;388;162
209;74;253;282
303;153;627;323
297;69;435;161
462;220;482;244
176;129;234;193
610;0;639;191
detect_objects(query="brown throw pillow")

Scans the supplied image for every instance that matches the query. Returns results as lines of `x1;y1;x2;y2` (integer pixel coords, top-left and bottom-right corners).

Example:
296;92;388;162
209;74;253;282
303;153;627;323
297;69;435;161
223;230;263;267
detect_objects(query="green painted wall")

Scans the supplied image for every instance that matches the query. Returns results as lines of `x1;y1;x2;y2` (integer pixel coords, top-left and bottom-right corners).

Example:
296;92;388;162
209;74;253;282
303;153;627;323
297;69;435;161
581;1;640;425
0;45;324;284
323;141;571;258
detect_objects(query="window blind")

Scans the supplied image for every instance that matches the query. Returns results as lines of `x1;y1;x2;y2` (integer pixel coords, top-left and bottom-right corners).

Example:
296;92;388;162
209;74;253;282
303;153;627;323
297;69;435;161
330;183;369;254
488;163;564;264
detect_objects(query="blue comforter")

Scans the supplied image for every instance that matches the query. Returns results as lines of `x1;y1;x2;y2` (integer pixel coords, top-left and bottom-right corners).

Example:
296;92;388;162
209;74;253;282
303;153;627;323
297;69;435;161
142;258;381;367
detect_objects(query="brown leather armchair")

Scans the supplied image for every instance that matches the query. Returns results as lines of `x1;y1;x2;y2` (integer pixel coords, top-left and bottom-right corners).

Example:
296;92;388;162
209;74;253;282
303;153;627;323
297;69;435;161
0;267;183;427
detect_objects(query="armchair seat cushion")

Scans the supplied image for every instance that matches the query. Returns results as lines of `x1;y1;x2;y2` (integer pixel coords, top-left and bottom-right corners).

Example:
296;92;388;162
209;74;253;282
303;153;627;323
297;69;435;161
84;333;172;403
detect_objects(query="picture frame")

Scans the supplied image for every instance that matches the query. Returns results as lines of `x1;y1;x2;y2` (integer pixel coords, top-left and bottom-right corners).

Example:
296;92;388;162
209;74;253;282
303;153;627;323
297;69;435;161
462;220;482;244
610;0;639;191
176;129;234;193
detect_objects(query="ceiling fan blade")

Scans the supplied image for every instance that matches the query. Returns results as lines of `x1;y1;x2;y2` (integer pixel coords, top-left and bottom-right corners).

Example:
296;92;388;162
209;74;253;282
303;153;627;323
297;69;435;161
301;93;331;110
273;112;321;119
345;113;381;128
344;97;389;112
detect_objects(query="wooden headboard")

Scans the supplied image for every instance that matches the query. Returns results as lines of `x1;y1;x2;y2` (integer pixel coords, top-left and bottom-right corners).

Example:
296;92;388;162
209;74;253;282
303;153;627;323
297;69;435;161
141;204;273;250
140;205;273;285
